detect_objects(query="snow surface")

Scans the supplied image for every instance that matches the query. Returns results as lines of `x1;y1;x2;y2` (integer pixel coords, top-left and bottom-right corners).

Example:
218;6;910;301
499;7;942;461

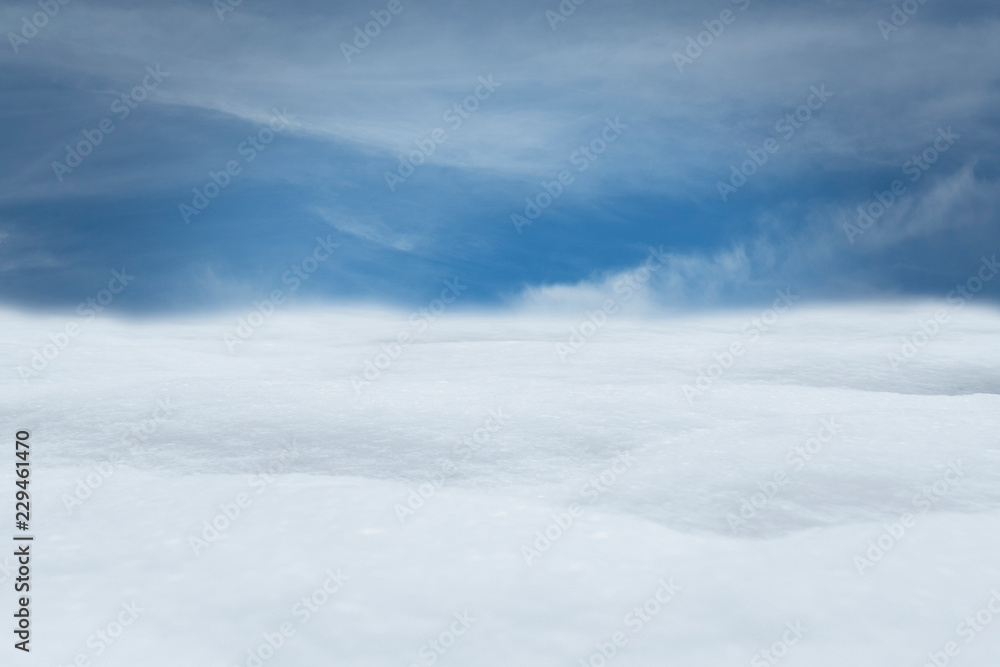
2;302;1000;666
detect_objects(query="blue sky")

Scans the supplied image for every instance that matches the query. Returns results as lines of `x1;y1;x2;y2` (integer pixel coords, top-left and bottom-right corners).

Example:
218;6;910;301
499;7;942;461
1;0;998;312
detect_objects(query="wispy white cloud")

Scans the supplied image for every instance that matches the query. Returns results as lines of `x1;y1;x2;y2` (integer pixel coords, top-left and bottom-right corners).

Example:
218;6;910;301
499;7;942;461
315;208;417;252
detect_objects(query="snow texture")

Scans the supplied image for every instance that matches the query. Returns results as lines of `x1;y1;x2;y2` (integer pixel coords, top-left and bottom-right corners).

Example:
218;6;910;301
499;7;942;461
2;302;999;666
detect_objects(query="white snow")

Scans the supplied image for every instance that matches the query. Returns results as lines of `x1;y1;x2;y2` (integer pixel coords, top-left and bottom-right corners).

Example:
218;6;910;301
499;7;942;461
2;301;1000;666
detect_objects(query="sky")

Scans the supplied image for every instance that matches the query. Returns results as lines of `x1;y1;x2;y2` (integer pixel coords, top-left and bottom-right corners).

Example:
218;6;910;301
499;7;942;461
1;0;998;313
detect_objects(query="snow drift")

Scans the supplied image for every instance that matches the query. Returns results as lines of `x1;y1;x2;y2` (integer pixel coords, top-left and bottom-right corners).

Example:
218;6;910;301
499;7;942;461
2;301;999;666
